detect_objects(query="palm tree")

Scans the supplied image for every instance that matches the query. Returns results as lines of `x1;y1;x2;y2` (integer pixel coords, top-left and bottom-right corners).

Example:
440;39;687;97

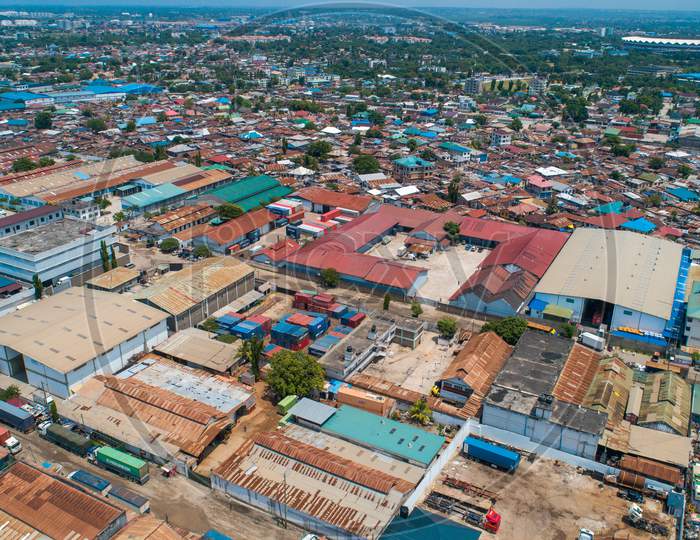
408;398;432;426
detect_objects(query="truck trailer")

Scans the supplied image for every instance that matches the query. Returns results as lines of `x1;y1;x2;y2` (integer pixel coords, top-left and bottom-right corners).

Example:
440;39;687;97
0;400;34;432
90;446;150;484
463;437;520;472
42;423;92;456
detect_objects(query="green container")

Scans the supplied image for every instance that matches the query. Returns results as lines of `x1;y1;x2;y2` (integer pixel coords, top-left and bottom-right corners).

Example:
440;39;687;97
277;395;298;415
46;424;91;456
96;446;149;483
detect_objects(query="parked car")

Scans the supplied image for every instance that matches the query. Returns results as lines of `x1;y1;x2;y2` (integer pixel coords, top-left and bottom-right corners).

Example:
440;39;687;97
618;488;644;504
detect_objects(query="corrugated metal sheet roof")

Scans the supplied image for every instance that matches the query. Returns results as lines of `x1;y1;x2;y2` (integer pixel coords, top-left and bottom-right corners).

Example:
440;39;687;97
0;462;124;539
135;257;253;315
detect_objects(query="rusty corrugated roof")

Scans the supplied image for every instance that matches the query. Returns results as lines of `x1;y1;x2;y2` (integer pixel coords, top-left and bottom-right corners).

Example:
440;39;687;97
0;462;124;540
553;344;602;405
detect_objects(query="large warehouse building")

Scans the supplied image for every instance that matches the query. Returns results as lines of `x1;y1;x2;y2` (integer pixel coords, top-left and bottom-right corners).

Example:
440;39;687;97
622;36;700;53
134;257;255;331
0;286;168;398
531;228;688;345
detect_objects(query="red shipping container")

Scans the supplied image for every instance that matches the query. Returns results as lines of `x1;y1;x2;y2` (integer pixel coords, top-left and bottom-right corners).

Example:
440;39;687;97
288;210;305;223
328;331;345;339
289;335;310;351
287;313;314;327
347;312;366;328
320;208;342;222
247;315;272;333
313;293;335;306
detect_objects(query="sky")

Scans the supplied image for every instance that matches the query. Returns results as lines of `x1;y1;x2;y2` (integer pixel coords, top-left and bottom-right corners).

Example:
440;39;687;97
6;0;700;12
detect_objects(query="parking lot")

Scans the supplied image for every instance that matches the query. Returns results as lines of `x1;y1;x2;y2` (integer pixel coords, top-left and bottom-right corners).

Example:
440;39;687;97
366;234;489;302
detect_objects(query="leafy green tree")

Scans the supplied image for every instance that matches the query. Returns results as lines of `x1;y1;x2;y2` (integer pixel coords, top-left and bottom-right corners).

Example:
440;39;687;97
113;211;126;222
32;274;43;300
443;221;460;244
564;97;588;123
38;156;54;168
267;350;325;398
411;301;423;318
352;154;380;174
217;203;243;220
510;118;523;132
49;400;59;423
559;323;576;339
201;318;219;333
353;132;363;146
194;152;202;167
100;240;110;272
678;164;693;179
110;246;118;269
437;317;458;339
34;111;52;129
125;119;136;132
86;117;107;133
237;337;264;379
320;267;339;288
383;293;391;310
407;139;418;152
159;238;180;253
408;398;431;425
0;385;20;401
12;157;36;172
480;317;527;345
281;137;288;154
648;157;665;170
447;175;461;204
193;245;212;258
306;140;332;159
420;148;437;161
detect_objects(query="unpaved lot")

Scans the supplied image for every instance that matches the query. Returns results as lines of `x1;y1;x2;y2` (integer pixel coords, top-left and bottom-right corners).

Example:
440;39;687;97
427;454;674;540
363;331;455;393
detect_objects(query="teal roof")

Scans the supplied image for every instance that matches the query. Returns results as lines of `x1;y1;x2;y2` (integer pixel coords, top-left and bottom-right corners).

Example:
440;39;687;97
693;384;700;417
236;184;293;211
122;183;185;209
202;175;293;211
321;405;444;466
687;281;700;319
439;142;470;154
394;156;434;168
594;201;624;215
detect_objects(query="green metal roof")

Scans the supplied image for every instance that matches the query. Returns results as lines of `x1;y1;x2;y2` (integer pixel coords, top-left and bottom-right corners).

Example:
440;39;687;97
543;304;573;319
122;183;186;209
97;446;147;469
687;281;700;319
321;405;444;466
202;175;291;210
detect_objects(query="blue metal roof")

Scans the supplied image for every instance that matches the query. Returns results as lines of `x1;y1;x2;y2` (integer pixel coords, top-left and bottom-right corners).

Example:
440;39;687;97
122;183;186;209
621;217;656;234
666;186;699;202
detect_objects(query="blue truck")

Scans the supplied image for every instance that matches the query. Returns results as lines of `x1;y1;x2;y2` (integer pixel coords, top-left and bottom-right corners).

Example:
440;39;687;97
463;436;520;472
0;401;34;432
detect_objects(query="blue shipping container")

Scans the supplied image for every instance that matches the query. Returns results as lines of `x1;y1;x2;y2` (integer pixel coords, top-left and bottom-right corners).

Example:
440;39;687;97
70;469;112;495
463;437;520;472
0;400;34;432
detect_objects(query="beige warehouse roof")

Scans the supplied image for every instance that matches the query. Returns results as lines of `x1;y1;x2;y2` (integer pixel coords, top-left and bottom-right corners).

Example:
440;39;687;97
534;228;683;321
86;266;140;290
134;257;254;316
0;286;168;374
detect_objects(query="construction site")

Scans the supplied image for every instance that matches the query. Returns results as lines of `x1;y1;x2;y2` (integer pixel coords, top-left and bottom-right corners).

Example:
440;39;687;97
427;451;676;540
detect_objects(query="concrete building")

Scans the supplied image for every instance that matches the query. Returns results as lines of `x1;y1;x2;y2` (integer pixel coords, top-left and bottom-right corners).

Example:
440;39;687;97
0;205;63;238
86;266;140;293
0;217;116;285
392;156;434;183
490;129;512;147
134;257;255;331
0;286;168;398
481;330;608;460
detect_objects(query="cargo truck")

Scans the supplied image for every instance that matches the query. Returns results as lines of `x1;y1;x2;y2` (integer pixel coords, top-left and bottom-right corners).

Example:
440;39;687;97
89;446;150;484
0;400;34;432
41;423;92;457
463;437;520;472
0;428;21;455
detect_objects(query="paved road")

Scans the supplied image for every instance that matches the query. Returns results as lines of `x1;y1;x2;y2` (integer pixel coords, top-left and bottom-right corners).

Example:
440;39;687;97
13;429;301;540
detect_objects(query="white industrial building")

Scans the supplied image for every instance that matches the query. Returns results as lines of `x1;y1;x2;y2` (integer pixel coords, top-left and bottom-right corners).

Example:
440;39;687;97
531;228;686;343
0;287;168;398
